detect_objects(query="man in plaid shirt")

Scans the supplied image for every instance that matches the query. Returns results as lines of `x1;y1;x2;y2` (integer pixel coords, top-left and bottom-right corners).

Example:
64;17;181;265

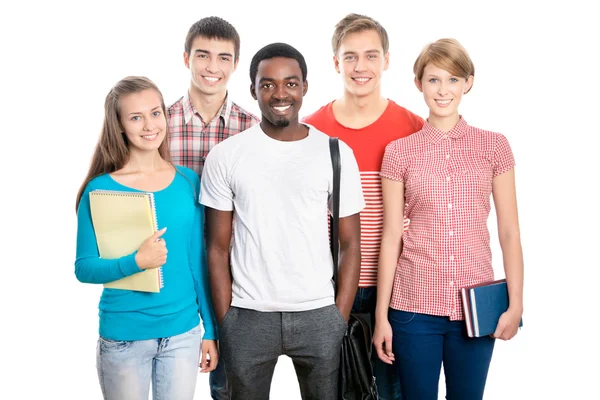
168;16;259;400
169;16;259;178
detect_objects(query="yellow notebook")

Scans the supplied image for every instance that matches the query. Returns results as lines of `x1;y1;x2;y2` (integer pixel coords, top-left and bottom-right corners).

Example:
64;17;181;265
89;190;163;293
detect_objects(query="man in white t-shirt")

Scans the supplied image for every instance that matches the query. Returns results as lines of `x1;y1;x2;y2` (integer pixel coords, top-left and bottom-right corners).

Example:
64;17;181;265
200;42;365;400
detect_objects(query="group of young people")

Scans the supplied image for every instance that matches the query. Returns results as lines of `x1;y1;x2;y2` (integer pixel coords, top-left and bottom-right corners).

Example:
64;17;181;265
74;13;524;400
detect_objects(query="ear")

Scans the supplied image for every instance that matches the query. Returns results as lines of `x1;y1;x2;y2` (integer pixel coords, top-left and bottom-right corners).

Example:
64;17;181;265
414;76;423;92
184;51;190;69
333;55;341;74
464;75;474;94
383;51;390;71
250;83;257;100
233;58;239;72
302;79;308;97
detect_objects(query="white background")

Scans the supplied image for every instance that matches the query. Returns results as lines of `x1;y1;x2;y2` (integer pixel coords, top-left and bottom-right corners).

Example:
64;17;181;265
1;0;597;399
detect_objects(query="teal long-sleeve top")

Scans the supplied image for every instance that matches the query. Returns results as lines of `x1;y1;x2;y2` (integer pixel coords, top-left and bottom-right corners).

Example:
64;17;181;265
75;166;217;341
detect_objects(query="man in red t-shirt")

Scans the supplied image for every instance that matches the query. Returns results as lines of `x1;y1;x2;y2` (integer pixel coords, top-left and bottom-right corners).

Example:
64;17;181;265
302;13;423;400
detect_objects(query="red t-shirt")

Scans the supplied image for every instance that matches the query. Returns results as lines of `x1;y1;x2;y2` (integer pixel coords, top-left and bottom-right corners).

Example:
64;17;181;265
303;100;424;287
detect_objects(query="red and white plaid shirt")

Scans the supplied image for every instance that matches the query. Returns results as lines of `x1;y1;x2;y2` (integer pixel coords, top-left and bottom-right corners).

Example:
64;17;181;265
168;92;259;176
381;117;515;320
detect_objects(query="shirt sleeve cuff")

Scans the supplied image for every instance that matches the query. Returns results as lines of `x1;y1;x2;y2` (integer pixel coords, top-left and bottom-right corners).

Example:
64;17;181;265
202;323;217;340
119;252;142;277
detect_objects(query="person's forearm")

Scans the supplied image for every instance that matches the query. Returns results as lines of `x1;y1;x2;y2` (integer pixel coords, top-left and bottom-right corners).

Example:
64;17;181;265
208;247;232;324
336;242;360;320
376;234;402;320
500;233;524;312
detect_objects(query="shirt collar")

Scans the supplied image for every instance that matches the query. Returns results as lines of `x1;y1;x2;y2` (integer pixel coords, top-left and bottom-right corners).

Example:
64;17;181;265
182;91;232;126
423;116;468;144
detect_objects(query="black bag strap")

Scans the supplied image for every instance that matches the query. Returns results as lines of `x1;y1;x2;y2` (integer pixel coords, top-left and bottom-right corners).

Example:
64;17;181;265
329;137;341;297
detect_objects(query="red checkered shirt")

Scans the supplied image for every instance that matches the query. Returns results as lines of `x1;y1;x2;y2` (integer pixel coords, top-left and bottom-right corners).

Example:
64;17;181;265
168;92;259;176
380;117;515;320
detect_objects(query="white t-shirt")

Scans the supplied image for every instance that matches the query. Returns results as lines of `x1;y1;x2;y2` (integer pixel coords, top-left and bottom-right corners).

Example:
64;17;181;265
200;124;365;312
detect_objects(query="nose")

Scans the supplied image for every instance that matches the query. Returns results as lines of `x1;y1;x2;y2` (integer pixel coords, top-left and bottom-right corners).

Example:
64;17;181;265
354;56;368;72
437;81;448;95
206;57;219;73
143;117;156;131
273;85;288;101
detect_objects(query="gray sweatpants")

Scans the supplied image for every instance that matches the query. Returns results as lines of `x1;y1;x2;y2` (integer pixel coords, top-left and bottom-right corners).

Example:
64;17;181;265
219;304;347;400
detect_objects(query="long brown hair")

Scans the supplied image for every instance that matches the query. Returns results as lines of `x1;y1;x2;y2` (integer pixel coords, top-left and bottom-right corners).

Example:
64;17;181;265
75;76;171;211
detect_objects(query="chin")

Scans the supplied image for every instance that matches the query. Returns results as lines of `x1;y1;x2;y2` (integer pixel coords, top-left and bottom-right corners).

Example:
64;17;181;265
268;117;290;128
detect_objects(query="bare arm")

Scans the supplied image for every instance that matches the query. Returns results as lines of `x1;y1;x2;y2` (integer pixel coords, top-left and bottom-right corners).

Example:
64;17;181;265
373;178;404;364
205;207;233;325
336;213;361;321
376;178;404;320
492;168;524;340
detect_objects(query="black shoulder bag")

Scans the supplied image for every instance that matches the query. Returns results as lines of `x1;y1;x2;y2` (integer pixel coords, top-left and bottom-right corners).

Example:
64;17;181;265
329;137;379;400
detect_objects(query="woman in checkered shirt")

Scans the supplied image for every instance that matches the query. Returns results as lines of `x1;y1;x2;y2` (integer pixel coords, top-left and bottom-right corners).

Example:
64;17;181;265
373;39;524;400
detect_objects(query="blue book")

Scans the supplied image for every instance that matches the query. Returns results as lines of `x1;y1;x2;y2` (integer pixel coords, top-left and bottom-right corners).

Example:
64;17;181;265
460;279;523;338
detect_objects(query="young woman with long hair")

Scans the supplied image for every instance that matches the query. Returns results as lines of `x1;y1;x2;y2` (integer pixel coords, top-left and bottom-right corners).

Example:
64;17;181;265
75;76;217;400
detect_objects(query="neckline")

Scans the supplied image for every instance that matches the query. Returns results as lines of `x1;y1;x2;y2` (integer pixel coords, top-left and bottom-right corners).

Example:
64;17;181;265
107;167;178;194
329;99;391;131
258;124;312;144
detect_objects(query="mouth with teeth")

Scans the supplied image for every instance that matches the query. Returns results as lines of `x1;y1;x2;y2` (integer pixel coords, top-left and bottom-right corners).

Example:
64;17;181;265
435;99;452;107
271;104;292;114
141;133;159;141
202;76;221;84
352;77;371;85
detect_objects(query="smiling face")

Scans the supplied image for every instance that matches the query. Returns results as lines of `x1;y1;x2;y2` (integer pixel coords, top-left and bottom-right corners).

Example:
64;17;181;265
334;29;389;99
185;36;238;97
251;56;307;129
119;89;167;153
416;63;473;123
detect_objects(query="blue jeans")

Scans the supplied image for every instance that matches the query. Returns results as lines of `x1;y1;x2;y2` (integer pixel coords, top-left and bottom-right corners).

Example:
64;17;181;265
353;287;403;400
96;324;202;400
209;357;228;399
389;310;495;400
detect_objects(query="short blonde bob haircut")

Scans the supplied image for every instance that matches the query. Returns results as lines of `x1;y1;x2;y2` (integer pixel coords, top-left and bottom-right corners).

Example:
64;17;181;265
413;38;475;91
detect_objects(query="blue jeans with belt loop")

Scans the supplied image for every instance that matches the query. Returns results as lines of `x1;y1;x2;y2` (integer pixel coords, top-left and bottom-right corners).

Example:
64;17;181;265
389;309;495;400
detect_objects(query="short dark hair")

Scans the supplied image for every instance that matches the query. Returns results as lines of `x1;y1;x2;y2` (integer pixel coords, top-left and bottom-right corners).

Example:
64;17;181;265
249;42;307;85
184;16;241;62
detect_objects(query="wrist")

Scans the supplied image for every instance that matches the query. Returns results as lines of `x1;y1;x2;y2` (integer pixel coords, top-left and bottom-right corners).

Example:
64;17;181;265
134;251;146;270
508;304;523;315
375;307;389;321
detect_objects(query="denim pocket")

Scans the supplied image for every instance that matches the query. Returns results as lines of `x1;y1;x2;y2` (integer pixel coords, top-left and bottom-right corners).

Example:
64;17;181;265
98;337;133;352
388;310;416;324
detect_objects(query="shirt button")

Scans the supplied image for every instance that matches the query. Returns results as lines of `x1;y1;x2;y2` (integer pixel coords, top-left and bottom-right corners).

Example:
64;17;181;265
443;134;448;139
448;203;452;209
449;255;455;261
446;176;451;182
449;230;454;236
449;281;454;286
446;154;450;159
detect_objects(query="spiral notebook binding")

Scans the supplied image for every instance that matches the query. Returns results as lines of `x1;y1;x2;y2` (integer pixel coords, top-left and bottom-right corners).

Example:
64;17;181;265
147;192;164;289
92;190;148;197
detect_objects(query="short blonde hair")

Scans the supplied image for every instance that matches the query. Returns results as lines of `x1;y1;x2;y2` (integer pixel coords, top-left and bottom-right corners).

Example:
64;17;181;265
413;38;474;82
331;13;389;55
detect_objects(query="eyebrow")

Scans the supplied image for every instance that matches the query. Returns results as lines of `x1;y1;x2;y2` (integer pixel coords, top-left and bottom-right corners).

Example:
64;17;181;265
128;106;162;116
259;76;301;82
342;49;381;56
194;49;234;58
